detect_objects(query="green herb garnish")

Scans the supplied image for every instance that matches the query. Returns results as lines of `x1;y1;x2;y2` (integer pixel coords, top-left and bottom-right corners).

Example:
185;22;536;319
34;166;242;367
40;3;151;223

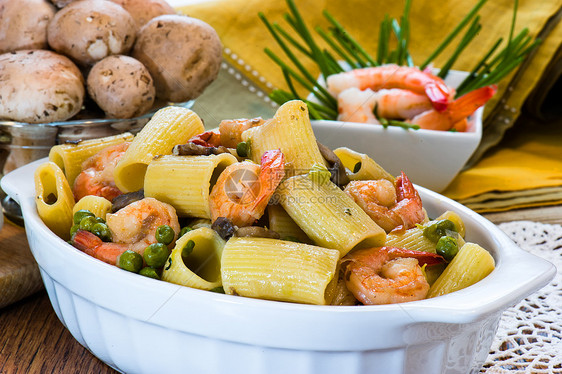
261;0;539;121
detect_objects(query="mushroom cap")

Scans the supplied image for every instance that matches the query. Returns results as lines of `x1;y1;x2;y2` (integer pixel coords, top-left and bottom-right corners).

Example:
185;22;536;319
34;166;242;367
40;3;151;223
132;14;223;102
108;0;176;32
0;0;56;54
47;0;136;66
0;50;85;123
87;55;156;119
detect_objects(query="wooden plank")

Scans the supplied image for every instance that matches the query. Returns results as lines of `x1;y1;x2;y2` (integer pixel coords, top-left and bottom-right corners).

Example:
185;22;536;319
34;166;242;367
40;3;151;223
0;221;43;309
0;291;117;373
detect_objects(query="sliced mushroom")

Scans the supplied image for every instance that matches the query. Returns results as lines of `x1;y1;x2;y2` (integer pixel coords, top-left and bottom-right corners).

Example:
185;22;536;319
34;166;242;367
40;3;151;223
234;226;281;239
111;189;145;212
317;141;350;186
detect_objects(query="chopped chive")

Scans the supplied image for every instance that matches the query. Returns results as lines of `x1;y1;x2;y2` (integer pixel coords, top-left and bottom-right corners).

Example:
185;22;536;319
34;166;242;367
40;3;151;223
420;0;488;69
323;10;378;67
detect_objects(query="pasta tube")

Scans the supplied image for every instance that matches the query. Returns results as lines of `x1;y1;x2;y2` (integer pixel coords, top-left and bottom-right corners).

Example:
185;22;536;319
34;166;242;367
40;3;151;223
241;100;326;174
277;174;386;256
333;147;394;182
144;153;237;218
427;242;495;298
386;212;466;253
34;162;75;240
161;227;225;290
221;237;340;305
49;133;133;186
114;106;205;193
385;226;439;253
267;204;311;243
72;195;113;220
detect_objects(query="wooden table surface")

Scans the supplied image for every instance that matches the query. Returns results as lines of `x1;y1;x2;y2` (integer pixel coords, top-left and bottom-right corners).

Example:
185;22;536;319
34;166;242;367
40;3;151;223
1;206;561;374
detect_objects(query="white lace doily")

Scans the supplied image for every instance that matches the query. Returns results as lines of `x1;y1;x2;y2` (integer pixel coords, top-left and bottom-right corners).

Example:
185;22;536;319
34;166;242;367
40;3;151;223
482;221;562;374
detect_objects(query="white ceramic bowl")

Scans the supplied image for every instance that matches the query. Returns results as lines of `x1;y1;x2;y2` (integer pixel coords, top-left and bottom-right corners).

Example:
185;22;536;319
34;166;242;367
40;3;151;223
310;70;482;192
1;159;555;374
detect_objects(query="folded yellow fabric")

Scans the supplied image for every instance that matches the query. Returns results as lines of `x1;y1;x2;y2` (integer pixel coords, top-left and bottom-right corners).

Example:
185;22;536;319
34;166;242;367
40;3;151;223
442;116;562;212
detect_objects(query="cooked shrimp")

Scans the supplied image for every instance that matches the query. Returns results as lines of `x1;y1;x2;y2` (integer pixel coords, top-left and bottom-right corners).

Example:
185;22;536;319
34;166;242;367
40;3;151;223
327;65;452;111
336;87;380;124
344;171;425;232
72;229;134;265
72;142;129;202
106;197;180;248
337;87;433;123
410;85;497;131
342;246;444;305
209;149;285;227
189;130;222;147
219;117;265;148
373;88;433;119
72;197;180;265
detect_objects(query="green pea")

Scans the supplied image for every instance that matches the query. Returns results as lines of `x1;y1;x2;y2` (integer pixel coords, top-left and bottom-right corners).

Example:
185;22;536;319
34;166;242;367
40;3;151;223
236;141;249;158
181;240;195;258
79;216;98;232
143;243;170;268
94;216;106;224
179;226;192;237
436;236;459;262
74;209;94;224
423;219;457;242
70;224;80;237
155;225;175;245
139;267;160;280
118;250;143;273
92;222;112;242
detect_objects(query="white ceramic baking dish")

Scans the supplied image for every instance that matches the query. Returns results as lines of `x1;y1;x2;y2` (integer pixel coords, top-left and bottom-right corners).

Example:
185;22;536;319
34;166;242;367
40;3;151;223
1;159;555;374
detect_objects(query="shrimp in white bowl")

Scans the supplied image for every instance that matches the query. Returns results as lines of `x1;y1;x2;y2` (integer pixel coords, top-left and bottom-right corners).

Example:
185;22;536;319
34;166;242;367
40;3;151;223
72;142;130;202
341;246;444;305
209;149;285;227
72;197;180;265
326;64;452;111
344;171;425;233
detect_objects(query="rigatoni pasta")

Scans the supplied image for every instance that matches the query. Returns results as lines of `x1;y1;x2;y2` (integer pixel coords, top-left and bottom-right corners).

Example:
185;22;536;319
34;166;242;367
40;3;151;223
427;242;495;298
277;174;386;256
33;100;498;308
114;106;205;193
221;237;340;305
73;195;113;220
333;147;394;182
241;100;326;174
144;153;238;218
34;162;75;240
49;132;133;186
267;204;311;244
161;227;225;290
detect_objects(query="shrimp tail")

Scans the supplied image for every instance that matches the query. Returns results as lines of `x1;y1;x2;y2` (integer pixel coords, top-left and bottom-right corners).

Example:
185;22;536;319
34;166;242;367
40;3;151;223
189;130;222;147
392;171;425;231
251;149;285;210
449;85;497;123
72;229;102;256
384;246;445;266
425;81;450;112
71;229;131;265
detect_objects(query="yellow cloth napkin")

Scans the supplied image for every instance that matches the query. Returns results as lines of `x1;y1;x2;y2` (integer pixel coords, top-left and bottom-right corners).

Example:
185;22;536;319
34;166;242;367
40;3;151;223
442;115;562;212
177;0;562;212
